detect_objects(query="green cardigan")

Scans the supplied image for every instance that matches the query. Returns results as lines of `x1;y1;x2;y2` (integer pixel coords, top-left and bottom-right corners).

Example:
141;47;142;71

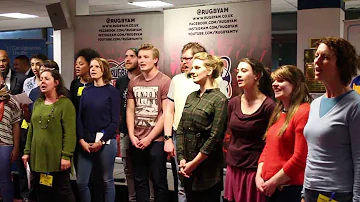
24;97;76;173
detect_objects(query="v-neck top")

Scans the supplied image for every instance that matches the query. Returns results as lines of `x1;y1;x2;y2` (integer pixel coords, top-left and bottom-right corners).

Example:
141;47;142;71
319;90;353;117
304;90;360;199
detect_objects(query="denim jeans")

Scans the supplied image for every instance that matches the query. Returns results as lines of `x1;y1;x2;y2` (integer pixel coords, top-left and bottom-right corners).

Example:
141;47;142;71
131;141;168;202
0;145;13;202
304;188;353;202
76;139;117;202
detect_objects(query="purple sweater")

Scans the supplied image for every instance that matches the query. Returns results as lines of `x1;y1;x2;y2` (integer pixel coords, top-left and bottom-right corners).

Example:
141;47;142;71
77;84;120;142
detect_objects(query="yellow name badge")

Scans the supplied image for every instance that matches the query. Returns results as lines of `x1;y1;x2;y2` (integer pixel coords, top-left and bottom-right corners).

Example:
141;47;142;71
353;84;360;94
77;86;85;96
317;194;338;202
21;120;29;129
39;173;53;187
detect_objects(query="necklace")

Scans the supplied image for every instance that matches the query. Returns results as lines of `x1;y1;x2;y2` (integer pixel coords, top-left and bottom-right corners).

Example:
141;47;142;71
282;108;288;113
39;106;55;129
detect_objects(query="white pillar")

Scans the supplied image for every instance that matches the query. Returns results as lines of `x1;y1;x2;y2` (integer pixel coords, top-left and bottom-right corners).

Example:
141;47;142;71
53;0;89;88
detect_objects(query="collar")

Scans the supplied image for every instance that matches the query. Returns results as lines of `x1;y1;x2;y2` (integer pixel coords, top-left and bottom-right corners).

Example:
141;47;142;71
183;72;192;79
25;68;31;75
196;88;219;96
5;69;11;79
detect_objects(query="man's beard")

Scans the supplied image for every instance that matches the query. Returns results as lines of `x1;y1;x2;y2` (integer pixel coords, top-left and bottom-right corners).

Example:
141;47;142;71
127;65;138;73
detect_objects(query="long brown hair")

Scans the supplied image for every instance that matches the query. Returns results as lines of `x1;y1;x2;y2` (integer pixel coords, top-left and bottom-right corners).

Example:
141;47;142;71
39;68;67;99
238;58;273;98
265;65;312;137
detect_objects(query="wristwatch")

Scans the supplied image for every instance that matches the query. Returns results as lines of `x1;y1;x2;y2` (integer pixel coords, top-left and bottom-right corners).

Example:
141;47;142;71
164;135;173;141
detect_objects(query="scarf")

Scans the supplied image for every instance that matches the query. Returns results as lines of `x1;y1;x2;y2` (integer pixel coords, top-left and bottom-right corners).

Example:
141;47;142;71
0;84;10;122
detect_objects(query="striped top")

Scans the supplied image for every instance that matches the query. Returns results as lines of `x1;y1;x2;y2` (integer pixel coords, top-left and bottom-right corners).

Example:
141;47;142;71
0;97;22;145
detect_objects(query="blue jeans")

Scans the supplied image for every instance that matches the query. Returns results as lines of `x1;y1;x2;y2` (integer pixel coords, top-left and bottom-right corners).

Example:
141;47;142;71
304;188;353;202
76;139;117;202
0;145;14;202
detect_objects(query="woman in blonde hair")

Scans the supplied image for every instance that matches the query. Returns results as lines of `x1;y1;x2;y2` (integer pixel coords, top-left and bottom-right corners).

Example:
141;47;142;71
176;52;228;202
76;57;120;202
256;65;311;202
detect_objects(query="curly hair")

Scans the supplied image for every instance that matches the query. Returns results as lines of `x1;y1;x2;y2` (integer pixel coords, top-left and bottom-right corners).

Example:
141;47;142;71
314;37;360;86
75;48;101;65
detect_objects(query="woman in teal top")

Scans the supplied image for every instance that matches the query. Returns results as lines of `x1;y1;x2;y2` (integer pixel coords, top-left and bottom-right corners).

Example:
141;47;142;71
22;64;76;202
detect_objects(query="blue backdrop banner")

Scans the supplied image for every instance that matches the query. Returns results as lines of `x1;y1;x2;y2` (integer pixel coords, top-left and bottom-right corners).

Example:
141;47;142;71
0;39;47;67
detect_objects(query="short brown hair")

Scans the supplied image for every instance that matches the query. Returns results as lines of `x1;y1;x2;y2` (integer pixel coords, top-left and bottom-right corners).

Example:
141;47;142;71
181;42;206;55
315;37;360;86
138;43;159;65
90;57;112;84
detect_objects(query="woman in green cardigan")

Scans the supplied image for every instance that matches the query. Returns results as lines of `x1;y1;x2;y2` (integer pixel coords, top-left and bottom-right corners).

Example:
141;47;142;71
22;63;76;202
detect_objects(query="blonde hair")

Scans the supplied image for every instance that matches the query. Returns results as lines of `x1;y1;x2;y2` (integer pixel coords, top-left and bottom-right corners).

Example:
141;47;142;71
265;65;312;138
90;57;112;84
193;52;224;80
139;43;160;66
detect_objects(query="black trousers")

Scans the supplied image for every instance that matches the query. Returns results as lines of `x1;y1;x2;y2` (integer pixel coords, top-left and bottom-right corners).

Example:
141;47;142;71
17;128;33;200
266;185;302;202
183;178;221;202
131;141;168;202
33;170;75;202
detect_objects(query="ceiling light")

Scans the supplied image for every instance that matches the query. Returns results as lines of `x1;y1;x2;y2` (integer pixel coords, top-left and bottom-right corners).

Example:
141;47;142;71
128;1;173;8
0;13;38;19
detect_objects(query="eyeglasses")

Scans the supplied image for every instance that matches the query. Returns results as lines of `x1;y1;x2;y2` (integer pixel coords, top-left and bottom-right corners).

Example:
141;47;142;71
180;57;193;62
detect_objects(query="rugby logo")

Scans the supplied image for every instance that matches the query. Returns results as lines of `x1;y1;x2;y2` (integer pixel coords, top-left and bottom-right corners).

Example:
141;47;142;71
108;59;127;79
220;56;232;98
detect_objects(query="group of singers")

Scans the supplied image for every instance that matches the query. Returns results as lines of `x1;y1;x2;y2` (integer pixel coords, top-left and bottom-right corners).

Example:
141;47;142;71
0;36;359;202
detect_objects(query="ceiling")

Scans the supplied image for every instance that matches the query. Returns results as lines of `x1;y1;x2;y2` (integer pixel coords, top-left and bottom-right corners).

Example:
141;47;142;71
0;0;359;31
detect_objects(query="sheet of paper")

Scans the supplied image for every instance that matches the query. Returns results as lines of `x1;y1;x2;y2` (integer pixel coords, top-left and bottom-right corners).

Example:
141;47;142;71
95;132;110;145
26;162;31;189
11;93;33;105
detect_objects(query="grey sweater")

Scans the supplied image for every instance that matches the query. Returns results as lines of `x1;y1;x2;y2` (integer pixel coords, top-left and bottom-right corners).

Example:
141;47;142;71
303;91;360;201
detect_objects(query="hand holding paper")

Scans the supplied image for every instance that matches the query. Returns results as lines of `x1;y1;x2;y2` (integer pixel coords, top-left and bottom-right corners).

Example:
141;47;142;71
11;93;33;105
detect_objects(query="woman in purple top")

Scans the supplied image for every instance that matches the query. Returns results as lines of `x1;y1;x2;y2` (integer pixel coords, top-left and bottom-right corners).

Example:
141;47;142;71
224;58;275;202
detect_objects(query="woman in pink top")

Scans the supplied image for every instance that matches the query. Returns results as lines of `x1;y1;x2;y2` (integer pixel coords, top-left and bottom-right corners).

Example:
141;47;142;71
256;65;312;202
